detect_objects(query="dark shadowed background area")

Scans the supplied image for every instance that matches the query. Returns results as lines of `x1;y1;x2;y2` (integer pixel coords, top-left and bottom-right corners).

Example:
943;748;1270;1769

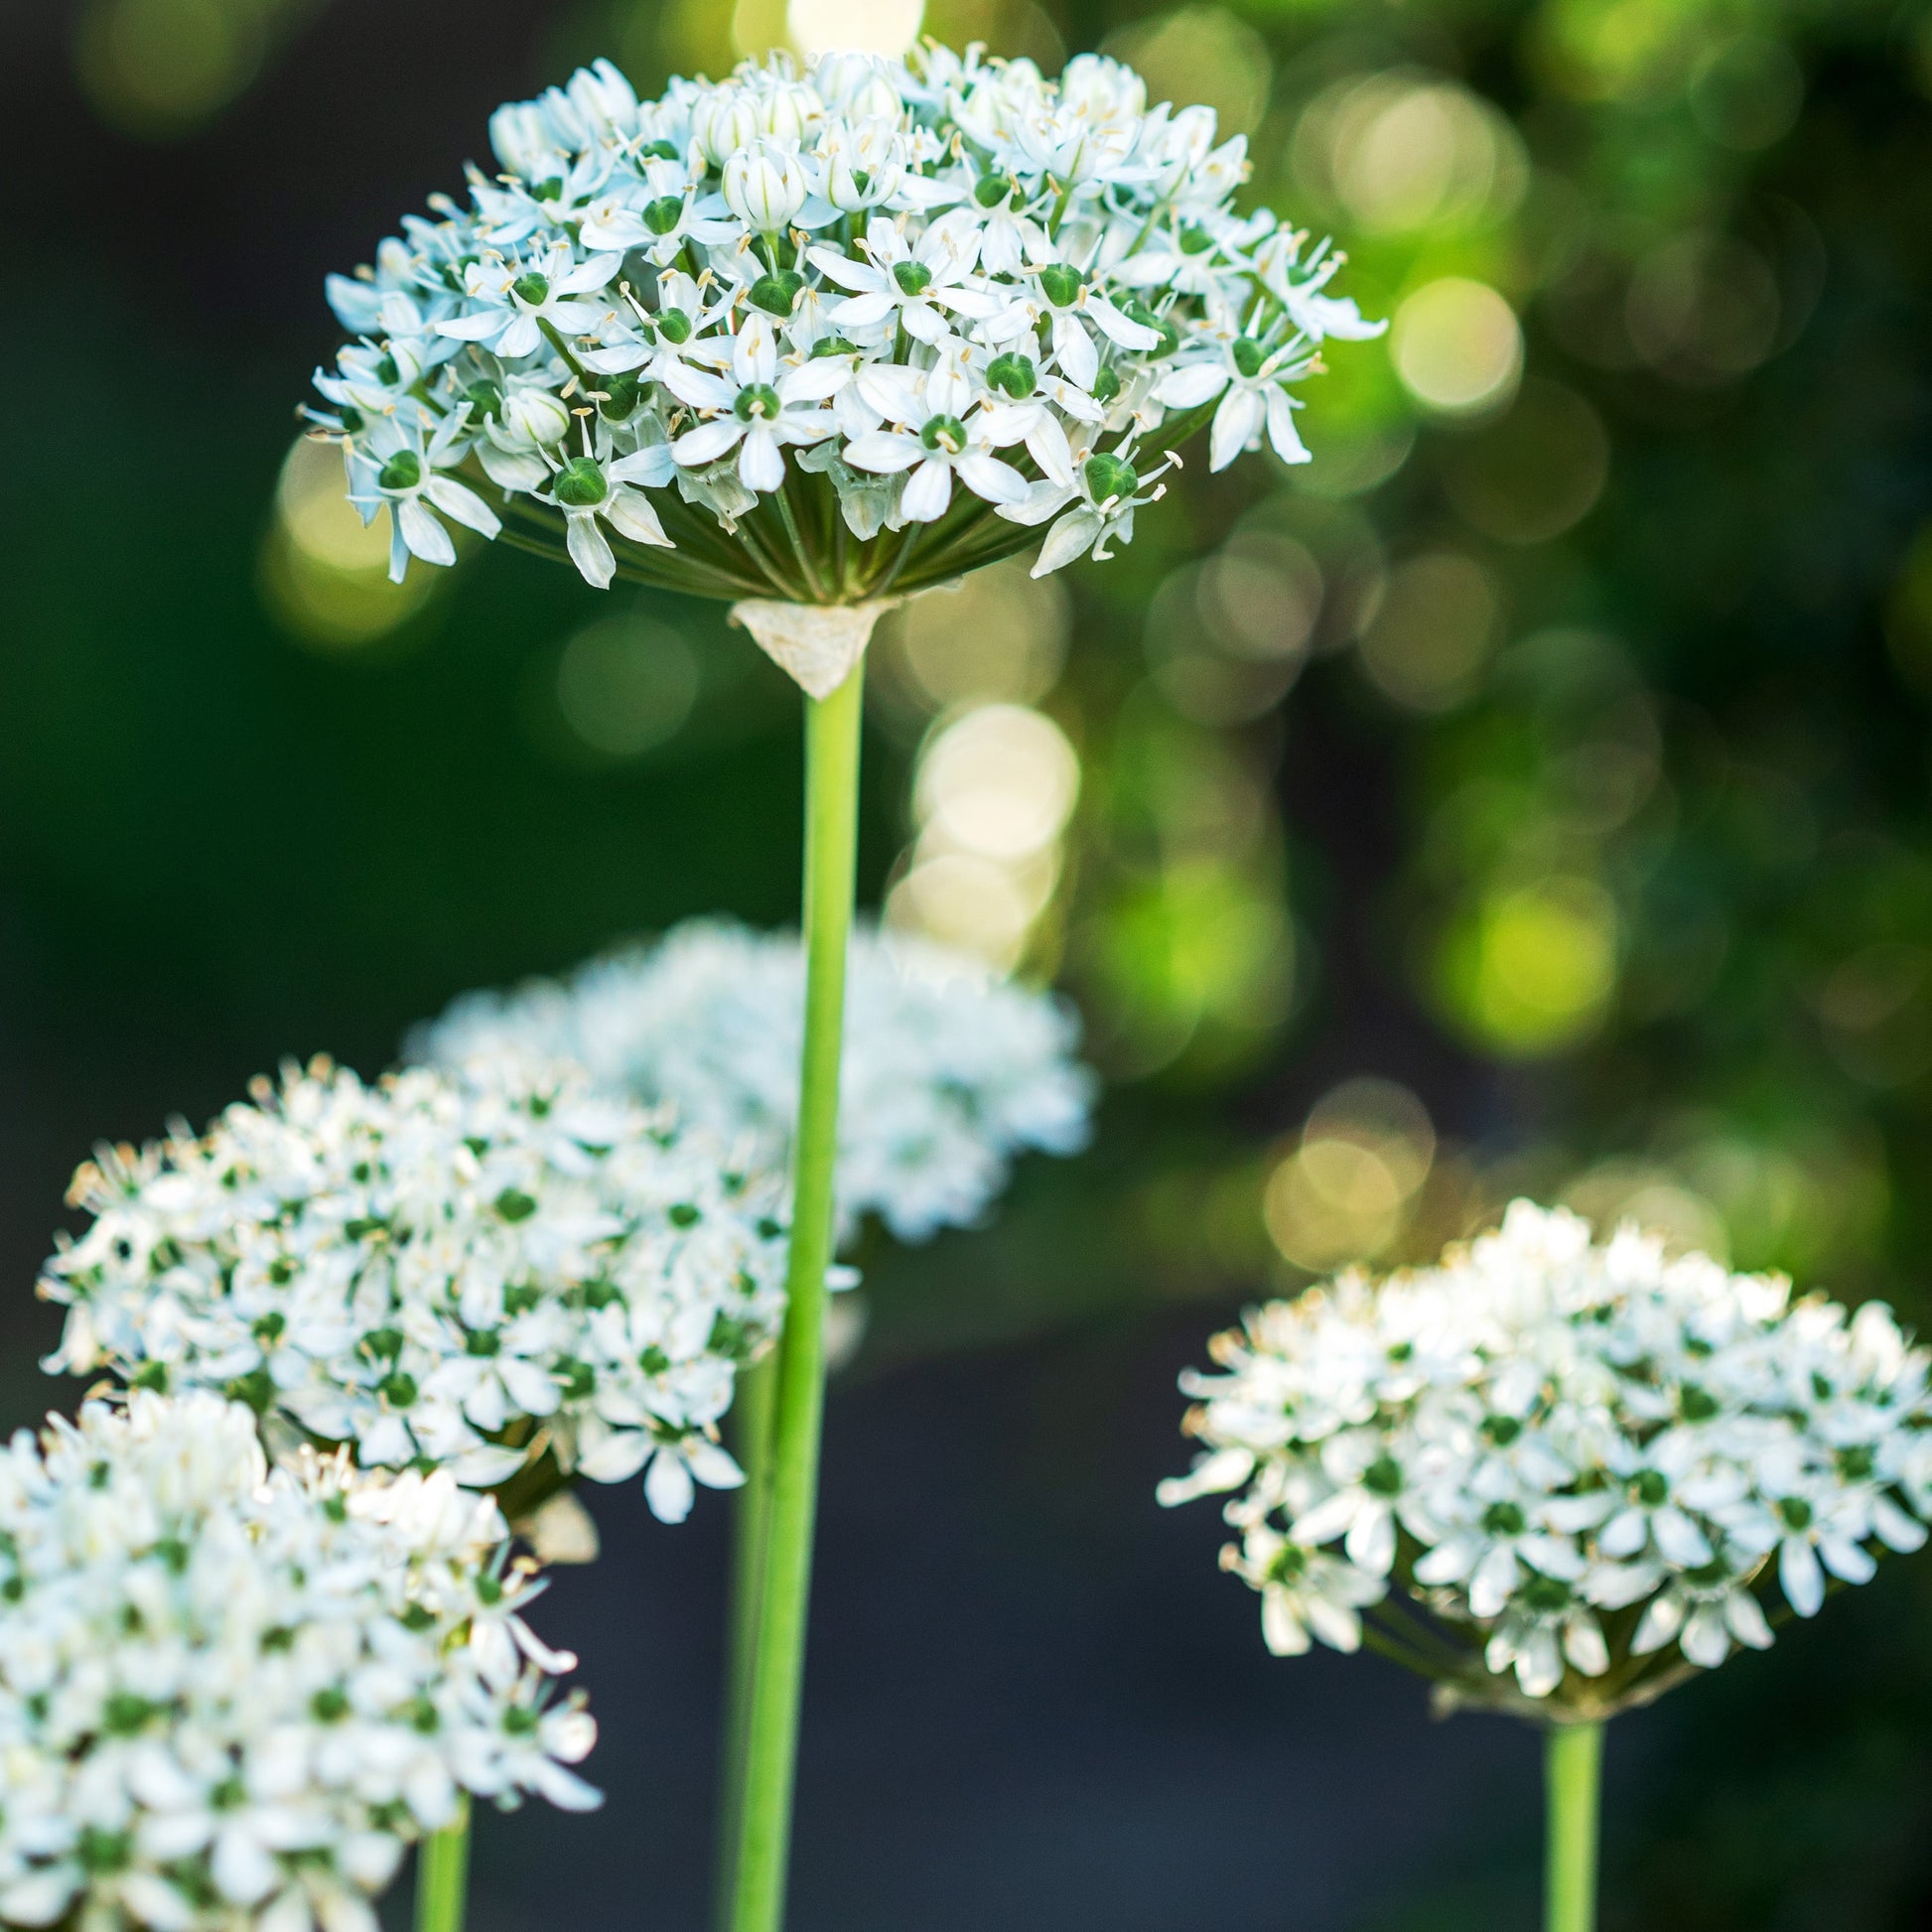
5;0;1932;1925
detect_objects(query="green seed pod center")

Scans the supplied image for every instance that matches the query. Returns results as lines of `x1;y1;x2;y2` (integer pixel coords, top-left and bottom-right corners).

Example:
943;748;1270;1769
643;196;685;235
552;458;610;507
511;270;551;307
973;175;1010;208
735;383;783;422
377;449;423;493
1480;1499;1527;1538
987;351;1036;399
1230;336;1267;379
750;270;806;317
463;380;503;423
1038;262;1082;308
1634;1468;1669;1506
893;259;934;298
920;413;967;453
658;307;693;345
1177;222;1214;255
1082;452;1138;504
598;372;645;420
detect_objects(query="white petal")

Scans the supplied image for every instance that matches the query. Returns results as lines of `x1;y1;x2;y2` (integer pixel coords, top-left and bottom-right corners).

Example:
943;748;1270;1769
1209;386;1264;472
684;1439;746;1490
1265;385;1311;466
1679;1605;1731;1668
672;419;748;468
738;425;785;493
956;452;1031;506
575;1429;652;1485
1032;507;1100;576
899;458;954;523
566;512;616;589
1260;1587;1311;1656
1630;1592;1682;1655
397;498;456;567
1653;1506;1712;1568
1724;1587;1775;1650
605;486;672;547
841;431;924;475
423;476;501;539
644;1449;697;1523
1779;1535;1825;1616
1154;362;1226;409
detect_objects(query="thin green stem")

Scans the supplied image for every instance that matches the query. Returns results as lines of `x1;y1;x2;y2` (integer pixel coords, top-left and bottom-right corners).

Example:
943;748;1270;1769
1544;1721;1604;1932
714;1350;779;1932
726;664;864;1932
414;1802;471;1932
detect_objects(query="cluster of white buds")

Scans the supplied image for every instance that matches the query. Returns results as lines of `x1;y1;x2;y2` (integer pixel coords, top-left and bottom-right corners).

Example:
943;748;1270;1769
1161;1202;1932;1717
0;1392;596;1932
306;47;1380;602
40;1058;789;1525
411;918;1095;1244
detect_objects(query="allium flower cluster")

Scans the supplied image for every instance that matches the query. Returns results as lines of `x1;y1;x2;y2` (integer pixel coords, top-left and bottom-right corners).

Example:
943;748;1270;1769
306;47;1380;601
1161;1203;1932;1716
412;919;1095;1244
0;1392;596;1932
41;1058;789;1525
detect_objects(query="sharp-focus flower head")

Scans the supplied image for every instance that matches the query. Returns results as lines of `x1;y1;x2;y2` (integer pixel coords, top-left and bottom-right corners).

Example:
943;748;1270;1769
410;919;1096;1245
1161;1201;1932;1720
0;1391;597;1932
40;1058;789;1526
304;48;1379;602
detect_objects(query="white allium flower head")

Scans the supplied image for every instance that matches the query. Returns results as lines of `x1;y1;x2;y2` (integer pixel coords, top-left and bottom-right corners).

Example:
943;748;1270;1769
40;1057;789;1526
1161;1201;1932;1717
0;1391;597;1932
411;919;1096;1245
304;48;1381;601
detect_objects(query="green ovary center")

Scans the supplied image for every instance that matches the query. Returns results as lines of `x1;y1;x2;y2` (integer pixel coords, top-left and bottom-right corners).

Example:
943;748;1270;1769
552;457;609;506
920;414;966;453
735;384;782;422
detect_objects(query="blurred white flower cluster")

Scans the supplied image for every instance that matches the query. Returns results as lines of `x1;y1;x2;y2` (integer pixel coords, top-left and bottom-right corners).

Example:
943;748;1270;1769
412;919;1095;1245
307;47;1379;599
1161;1202;1932;1714
41;1058;788;1525
0;1392;597;1932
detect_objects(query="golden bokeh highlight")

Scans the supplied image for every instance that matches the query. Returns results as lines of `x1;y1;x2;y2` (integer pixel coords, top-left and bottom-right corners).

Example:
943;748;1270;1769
1103;6;1272;135
1391;279;1523;417
1264;1077;1437;1272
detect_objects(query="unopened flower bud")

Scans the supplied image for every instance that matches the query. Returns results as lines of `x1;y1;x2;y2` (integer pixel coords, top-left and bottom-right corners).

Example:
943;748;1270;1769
692;91;760;169
724;143;807;231
757;80;822;145
501;387;572;447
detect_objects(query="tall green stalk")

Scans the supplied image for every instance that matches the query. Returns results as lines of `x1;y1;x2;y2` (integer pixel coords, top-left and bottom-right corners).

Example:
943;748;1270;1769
414;1804;471;1932
726;663;864;1932
1544;1721;1604;1932
715;1352;777;1930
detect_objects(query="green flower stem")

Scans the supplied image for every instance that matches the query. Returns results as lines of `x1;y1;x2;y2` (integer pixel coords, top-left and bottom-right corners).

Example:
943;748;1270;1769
714;1350;778;1931
1544;1721;1604;1932
726;661;864;1932
414;1802;471;1932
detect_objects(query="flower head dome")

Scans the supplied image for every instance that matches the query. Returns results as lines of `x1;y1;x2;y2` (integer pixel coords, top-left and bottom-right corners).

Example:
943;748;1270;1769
40;1058;789;1525
0;1391;596;1932
305;47;1381;603
1161;1201;1932;1718
411;918;1095;1245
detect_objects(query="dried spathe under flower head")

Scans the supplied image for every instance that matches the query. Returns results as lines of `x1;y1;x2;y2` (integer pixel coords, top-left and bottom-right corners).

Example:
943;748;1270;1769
305;47;1381;607
0;1391;597;1932
40;1057;789;1525
1161;1201;1932;1719
411;918;1096;1246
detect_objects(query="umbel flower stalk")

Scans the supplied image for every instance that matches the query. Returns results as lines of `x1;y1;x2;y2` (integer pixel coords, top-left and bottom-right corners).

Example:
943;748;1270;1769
304;40;1380;1932
1161;1203;1932;1932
